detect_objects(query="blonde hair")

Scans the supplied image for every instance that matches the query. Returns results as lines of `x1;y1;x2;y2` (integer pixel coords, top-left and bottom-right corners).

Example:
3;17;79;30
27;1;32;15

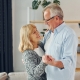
18;24;36;52
43;3;63;20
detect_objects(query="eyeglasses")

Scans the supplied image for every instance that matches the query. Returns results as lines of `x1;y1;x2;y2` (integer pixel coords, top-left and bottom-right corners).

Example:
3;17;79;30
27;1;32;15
44;16;55;22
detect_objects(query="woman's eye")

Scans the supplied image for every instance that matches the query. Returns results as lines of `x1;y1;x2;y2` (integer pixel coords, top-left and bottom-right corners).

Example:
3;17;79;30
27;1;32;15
33;29;38;34
33;31;36;34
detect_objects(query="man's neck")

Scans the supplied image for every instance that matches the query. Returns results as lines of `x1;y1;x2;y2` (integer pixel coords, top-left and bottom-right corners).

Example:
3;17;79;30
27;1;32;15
56;20;64;28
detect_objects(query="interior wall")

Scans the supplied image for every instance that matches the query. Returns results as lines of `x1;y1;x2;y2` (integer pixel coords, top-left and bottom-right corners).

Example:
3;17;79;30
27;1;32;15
12;0;80;72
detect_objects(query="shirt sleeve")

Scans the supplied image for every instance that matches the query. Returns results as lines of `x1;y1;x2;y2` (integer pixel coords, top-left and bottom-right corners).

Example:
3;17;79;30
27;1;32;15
22;50;47;78
60;33;78;69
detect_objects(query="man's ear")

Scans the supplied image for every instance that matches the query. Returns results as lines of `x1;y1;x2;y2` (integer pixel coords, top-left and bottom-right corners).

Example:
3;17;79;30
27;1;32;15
56;16;59;20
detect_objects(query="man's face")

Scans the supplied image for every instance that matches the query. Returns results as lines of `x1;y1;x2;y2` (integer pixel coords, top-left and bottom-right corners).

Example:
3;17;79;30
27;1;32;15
44;9;59;31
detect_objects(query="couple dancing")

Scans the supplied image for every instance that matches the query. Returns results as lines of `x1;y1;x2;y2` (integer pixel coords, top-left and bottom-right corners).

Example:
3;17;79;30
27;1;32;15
18;3;78;80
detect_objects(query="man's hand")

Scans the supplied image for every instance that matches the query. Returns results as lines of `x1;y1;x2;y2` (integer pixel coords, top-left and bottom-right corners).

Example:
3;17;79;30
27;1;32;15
42;55;64;68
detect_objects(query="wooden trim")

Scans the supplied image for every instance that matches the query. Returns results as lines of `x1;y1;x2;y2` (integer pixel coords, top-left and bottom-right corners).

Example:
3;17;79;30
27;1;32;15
30;21;44;23
76;68;80;72
30;20;80;23
65;21;80;23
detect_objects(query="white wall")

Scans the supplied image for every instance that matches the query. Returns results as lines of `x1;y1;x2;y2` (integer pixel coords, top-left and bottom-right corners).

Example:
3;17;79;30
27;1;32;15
12;0;80;72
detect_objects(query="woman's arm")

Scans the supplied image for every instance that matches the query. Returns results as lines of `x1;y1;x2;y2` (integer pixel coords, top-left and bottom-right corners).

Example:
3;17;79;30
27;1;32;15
22;50;47;78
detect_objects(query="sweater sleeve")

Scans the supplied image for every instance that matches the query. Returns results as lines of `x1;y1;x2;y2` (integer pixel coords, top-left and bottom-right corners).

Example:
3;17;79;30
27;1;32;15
22;50;47;78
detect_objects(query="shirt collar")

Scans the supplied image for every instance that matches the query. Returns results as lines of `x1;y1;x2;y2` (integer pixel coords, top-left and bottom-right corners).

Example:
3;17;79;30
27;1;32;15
54;22;66;34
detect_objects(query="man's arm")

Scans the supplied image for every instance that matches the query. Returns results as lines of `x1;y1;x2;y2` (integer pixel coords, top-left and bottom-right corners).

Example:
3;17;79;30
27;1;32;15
42;55;64;69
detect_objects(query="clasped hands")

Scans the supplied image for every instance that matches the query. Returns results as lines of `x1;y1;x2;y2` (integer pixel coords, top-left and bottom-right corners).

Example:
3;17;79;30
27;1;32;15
42;55;56;66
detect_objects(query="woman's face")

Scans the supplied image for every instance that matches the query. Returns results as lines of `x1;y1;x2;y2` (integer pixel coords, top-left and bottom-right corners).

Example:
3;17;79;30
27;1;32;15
30;27;41;43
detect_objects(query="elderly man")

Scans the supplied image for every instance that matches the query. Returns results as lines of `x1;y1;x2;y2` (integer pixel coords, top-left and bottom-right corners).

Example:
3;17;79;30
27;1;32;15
42;3;78;80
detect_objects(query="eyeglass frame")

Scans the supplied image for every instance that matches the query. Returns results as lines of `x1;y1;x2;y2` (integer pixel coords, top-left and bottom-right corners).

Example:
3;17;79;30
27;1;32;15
44;16;56;22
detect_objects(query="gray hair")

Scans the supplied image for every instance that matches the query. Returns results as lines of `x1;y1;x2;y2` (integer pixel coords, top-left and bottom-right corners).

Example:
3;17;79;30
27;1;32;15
43;3;64;20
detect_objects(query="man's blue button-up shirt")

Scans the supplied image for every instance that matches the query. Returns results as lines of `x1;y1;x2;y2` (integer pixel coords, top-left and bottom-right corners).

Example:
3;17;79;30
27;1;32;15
42;22;78;80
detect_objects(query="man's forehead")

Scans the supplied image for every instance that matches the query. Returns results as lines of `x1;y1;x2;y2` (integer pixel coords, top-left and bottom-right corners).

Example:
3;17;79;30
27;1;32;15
44;10;50;16
44;9;50;14
44;10;51;19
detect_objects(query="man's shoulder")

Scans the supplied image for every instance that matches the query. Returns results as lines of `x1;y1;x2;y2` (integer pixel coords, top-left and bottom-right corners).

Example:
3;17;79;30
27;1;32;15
63;24;76;36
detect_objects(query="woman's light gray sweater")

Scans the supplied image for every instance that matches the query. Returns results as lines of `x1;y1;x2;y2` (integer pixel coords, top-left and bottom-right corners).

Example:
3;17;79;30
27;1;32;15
22;49;47;80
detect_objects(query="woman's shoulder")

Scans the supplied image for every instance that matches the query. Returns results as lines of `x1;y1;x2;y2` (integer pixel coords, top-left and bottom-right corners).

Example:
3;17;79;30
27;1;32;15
22;49;40;59
22;49;41;65
23;49;35;55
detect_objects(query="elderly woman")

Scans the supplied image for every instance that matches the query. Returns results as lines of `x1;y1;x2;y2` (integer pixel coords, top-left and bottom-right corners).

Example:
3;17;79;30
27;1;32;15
18;24;47;80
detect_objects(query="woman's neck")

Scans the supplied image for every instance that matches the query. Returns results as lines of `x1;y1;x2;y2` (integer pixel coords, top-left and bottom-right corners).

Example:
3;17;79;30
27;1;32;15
32;42;38;49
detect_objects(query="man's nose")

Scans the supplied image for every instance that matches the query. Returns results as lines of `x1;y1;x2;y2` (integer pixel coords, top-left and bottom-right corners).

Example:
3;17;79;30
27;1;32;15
44;21;48;25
